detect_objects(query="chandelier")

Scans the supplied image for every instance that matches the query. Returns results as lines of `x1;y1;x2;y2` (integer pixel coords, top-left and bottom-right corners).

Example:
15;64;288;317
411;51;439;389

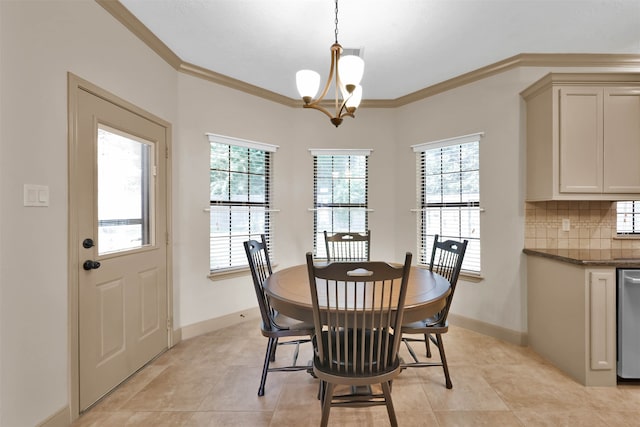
295;0;365;127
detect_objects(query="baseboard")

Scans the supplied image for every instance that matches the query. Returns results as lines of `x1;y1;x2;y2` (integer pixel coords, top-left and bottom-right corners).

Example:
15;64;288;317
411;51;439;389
448;313;528;346
38;405;70;427
172;325;182;344
175;308;527;346
179;307;261;340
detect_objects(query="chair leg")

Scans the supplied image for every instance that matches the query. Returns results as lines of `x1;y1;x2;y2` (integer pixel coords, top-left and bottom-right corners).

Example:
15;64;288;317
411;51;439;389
258;337;276;396
320;382;335;427
435;333;452;389
381;381;398;427
269;337;279;362
424;333;432;358
317;379;325;401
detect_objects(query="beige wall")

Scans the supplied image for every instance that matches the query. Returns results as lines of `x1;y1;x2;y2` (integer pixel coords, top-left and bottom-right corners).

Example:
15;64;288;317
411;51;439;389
174;73;399;327
394;67;532;334
2;1;640;426
0;1;178;425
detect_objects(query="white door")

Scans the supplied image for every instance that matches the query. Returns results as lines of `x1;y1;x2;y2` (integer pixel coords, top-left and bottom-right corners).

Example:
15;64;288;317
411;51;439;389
74;84;169;411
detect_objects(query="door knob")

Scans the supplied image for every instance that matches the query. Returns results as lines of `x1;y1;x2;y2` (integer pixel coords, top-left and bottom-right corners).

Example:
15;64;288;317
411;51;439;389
83;260;101;271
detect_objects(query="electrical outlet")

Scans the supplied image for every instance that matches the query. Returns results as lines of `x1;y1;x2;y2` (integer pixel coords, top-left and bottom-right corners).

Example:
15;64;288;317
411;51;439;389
562;218;570;232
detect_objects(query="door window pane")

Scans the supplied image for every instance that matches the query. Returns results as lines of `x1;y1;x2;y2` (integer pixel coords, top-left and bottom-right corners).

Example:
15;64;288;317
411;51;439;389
97;125;154;255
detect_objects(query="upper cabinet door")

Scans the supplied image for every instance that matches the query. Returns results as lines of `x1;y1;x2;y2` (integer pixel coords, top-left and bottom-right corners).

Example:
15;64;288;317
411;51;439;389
603;88;640;193
559;87;603;193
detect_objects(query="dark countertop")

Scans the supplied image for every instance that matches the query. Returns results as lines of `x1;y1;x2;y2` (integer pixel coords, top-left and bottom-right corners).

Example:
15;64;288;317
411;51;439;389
523;248;640;267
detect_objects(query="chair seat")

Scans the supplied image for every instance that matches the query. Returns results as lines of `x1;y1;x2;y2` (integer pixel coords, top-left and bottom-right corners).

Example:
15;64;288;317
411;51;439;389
402;318;448;333
313;359;402;387
314;329;397;373
261;312;314;337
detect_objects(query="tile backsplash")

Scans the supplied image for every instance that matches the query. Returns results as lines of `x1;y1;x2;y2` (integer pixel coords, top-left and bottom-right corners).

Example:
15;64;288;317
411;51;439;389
525;201;640;250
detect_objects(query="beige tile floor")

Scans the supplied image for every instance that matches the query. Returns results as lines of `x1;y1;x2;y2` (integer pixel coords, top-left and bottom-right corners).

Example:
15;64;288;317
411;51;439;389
72;319;640;426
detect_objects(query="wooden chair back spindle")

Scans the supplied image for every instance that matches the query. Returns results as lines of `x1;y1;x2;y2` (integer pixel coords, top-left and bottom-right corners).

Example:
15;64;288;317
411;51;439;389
323;230;371;262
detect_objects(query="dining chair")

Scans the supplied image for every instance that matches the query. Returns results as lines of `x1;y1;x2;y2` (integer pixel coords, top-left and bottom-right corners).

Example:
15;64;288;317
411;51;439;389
243;235;314;396
323;230;370;262
306;251;412;427
401;234;468;389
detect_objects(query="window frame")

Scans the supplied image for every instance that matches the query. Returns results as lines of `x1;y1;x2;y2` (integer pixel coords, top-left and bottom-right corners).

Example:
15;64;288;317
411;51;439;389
616;201;640;236
207;133;278;274
412;132;483;275
310;149;371;259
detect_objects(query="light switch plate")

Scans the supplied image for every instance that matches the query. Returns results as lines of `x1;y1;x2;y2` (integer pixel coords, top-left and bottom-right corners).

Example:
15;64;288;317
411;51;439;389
24;184;49;207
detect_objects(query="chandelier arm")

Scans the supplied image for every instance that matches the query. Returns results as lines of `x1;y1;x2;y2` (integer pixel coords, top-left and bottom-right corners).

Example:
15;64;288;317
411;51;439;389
334;59;341;118
309;44;341;108
303;103;337;121
331;43;349;119
303;98;354;121
337;99;352;118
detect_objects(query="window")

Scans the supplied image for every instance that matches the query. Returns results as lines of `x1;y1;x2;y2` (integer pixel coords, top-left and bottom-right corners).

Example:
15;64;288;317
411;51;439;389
311;149;370;258
208;134;278;272
617;201;640;235
97;125;154;255
413;133;482;274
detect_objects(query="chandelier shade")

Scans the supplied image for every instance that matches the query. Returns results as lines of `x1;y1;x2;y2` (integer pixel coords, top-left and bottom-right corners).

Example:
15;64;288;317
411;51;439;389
296;70;321;102
338;55;365;90
295;0;364;127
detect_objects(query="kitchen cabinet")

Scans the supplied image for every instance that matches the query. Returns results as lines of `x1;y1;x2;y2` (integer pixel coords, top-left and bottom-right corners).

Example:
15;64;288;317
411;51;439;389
527;254;616;386
521;73;640;201
604;88;640;193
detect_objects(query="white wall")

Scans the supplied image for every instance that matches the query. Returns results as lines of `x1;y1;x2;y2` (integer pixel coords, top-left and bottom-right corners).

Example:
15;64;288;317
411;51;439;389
0;1;177;426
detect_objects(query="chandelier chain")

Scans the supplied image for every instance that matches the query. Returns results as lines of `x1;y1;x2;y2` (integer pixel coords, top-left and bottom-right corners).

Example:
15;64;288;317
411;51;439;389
334;0;339;44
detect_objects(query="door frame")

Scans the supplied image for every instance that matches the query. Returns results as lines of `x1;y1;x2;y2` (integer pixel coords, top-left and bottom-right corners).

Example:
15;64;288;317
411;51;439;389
67;73;173;419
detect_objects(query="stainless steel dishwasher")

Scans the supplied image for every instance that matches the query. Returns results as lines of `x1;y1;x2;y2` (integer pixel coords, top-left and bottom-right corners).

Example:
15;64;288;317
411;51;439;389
618;269;640;379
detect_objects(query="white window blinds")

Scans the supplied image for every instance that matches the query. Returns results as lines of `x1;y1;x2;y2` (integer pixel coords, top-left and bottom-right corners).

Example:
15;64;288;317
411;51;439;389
208;134;278;271
413;133;482;273
311;149;370;258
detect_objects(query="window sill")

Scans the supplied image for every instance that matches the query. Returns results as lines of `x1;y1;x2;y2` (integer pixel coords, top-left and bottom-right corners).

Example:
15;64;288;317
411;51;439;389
208;263;280;281
208;267;250;281
614;235;640;240
459;271;484;283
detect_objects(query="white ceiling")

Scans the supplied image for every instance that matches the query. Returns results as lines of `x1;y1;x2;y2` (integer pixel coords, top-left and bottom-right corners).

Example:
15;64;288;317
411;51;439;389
119;0;640;100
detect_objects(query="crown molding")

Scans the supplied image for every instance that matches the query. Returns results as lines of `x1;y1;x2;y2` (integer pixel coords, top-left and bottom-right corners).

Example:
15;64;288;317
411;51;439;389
520;71;640;100
390;53;640;107
179;62;297;107
99;1;640;109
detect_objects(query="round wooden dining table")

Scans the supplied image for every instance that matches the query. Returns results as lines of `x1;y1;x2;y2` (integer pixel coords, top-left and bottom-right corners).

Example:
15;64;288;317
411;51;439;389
264;264;451;324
